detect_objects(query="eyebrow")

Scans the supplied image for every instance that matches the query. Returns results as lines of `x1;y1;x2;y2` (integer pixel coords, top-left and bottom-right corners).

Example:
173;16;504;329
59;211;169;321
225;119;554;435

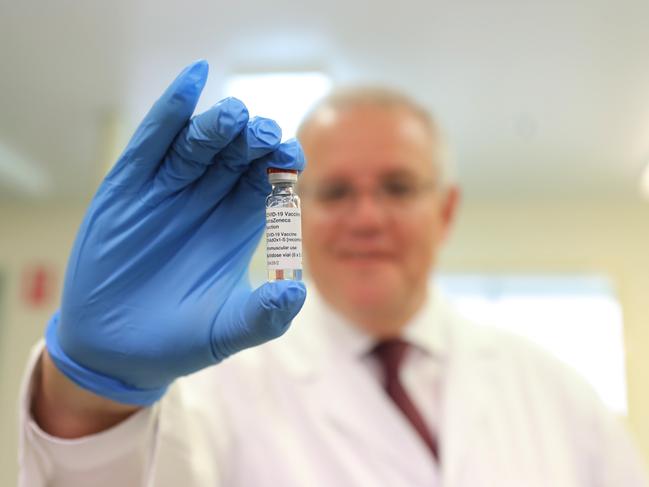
379;168;425;180
311;170;420;186
302;163;432;187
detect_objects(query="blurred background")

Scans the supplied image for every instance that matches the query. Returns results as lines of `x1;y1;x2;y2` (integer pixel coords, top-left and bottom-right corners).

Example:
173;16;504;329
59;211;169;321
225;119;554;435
1;0;648;483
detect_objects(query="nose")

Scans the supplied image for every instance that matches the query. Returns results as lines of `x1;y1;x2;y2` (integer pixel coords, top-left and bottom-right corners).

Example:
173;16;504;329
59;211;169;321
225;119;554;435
345;190;388;233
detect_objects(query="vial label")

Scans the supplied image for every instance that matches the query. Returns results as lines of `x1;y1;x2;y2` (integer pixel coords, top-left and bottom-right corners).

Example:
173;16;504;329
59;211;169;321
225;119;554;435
266;208;302;271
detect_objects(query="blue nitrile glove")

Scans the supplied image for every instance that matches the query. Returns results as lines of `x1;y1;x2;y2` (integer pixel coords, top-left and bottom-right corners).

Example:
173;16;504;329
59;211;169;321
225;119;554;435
45;60;307;405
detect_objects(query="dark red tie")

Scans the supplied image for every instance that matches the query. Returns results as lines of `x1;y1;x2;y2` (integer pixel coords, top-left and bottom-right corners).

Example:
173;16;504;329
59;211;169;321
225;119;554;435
372;339;439;461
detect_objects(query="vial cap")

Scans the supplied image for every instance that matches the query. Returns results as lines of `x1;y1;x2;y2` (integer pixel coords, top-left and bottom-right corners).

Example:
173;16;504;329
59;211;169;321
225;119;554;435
267;167;298;184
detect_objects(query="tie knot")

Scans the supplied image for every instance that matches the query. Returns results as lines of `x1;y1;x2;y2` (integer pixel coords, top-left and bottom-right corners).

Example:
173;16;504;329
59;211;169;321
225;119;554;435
371;338;410;375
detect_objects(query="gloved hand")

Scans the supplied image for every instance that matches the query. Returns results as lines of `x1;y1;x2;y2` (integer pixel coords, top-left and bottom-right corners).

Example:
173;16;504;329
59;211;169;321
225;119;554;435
45;60;307;406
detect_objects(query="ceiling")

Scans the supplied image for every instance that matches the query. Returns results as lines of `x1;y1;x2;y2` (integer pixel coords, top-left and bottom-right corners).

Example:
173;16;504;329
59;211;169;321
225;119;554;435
1;0;648;204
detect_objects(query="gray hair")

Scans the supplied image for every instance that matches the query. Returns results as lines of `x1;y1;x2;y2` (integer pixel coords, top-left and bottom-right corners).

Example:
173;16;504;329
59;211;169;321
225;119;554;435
297;86;455;186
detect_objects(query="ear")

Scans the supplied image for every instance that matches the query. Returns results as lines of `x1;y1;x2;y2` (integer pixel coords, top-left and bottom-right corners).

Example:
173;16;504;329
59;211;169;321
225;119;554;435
439;185;461;241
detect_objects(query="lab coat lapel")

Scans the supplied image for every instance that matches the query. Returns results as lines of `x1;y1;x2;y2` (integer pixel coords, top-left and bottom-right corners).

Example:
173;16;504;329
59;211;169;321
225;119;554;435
440;314;505;487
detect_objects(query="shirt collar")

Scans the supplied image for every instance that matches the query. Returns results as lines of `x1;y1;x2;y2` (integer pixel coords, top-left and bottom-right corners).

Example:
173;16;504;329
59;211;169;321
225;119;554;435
313;283;449;361
401;285;448;359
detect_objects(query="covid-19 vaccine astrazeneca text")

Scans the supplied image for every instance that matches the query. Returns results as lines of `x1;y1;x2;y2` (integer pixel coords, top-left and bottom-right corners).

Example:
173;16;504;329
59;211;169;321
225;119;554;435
266;168;302;281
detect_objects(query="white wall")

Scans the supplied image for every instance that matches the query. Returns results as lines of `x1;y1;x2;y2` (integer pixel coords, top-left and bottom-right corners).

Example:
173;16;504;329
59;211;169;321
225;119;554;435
0;199;648;485
0;204;85;485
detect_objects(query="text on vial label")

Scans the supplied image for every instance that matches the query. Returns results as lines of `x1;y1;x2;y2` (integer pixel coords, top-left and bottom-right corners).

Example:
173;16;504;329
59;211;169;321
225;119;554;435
265;209;303;270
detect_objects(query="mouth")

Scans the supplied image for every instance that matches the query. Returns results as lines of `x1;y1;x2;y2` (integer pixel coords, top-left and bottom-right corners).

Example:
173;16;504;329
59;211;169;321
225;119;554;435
337;250;395;262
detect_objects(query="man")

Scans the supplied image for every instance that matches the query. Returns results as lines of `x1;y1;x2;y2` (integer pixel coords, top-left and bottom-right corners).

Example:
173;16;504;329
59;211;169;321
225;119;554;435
19;60;647;486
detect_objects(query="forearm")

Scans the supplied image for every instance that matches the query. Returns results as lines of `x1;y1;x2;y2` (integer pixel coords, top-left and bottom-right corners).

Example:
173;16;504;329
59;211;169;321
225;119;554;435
31;349;141;439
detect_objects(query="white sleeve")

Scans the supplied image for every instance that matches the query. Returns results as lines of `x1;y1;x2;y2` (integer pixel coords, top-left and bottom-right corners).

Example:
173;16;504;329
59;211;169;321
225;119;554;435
18;342;159;487
18;343;229;487
590;399;649;487
545;345;649;487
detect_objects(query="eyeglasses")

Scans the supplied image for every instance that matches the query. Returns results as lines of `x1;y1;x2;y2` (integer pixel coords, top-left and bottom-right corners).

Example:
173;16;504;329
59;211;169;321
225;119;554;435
299;178;439;215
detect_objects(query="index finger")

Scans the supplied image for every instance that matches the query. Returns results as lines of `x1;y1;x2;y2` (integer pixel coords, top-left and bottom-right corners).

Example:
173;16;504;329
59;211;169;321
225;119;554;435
233;139;306;203
105;60;209;190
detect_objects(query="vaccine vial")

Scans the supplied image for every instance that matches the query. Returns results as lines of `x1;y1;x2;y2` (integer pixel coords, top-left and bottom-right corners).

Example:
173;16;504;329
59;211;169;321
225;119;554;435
265;168;303;281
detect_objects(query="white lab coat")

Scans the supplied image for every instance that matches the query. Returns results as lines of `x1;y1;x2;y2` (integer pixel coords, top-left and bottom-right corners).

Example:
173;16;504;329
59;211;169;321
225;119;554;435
19;289;647;486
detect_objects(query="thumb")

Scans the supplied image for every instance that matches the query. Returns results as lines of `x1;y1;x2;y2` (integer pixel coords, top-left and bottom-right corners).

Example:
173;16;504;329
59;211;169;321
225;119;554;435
211;280;307;361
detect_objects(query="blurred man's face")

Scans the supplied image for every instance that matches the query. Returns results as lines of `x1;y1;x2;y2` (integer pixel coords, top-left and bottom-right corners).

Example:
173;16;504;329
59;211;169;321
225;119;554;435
299;104;459;337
